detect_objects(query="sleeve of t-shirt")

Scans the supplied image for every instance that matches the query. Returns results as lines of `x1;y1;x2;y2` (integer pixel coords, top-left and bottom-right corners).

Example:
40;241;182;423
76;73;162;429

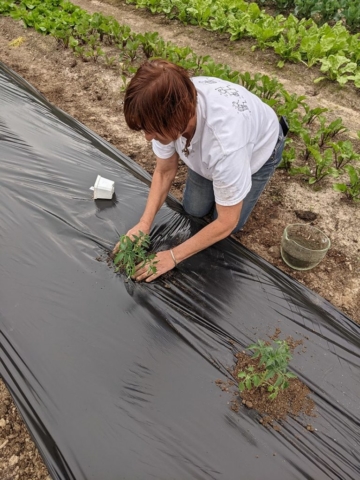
151;139;176;159
212;147;252;206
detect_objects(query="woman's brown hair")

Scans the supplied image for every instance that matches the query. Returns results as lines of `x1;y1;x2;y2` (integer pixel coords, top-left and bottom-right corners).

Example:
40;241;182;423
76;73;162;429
124;60;197;139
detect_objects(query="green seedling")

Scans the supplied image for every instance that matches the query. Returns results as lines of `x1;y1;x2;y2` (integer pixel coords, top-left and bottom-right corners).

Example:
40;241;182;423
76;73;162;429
73;45;85;60
302;106;328;125
138;31;160;58
270;29;303;67
329;140;360;171
239;71;262;93
317;116;348;147
113;232;157;278
278;140;296;170
298;128;321;160
238;340;297;400
277;91;307;124
120;38;141;61
333;165;360;201
84;46;104;62
104;54;117;68
120;73;128;93
291;146;338;184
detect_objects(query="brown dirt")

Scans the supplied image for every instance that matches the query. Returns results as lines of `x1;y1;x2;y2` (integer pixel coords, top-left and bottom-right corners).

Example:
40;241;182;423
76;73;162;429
0;1;359;477
0;383;50;480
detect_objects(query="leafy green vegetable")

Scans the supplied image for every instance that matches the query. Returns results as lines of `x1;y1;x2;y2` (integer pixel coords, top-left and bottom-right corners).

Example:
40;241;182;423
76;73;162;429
291;146;338;184
2;0;359;202
333;165;360;201
315;55;358;85
125;0;360;87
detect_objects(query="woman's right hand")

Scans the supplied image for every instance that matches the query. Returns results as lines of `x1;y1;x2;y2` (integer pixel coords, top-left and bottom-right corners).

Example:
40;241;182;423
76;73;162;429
112;221;151;255
125;221;151;240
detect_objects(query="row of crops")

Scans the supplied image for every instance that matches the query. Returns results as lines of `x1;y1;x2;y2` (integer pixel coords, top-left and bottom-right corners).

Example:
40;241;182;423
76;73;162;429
0;0;359;200
260;0;360;32
125;0;360;88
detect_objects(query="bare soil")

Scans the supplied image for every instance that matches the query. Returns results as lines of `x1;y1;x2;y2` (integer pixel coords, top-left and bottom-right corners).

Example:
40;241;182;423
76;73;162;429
0;1;359;478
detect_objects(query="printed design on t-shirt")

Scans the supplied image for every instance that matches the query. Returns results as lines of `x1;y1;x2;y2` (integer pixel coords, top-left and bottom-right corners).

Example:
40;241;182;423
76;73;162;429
215;85;240;97
232;97;250;113
198;79;218;84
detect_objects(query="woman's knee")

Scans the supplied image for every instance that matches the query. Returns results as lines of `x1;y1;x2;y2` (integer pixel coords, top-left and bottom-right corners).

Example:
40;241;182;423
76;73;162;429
183;198;214;218
183;169;215;217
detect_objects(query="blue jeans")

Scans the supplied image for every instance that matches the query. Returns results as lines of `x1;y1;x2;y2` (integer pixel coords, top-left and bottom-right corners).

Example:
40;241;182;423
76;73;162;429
182;126;285;233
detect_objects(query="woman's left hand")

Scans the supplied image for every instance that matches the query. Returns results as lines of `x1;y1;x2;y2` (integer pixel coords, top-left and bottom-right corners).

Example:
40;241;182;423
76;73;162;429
132;250;177;282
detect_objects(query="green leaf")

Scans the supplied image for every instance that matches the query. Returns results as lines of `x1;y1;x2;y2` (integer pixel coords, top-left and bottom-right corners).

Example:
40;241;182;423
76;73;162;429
253;375;261;387
346;165;359;185
333;183;347;193
265;370;275;381
274;375;283;388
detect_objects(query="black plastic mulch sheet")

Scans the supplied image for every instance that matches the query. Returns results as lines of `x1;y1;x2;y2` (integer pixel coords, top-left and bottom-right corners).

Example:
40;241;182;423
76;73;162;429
1;62;359;480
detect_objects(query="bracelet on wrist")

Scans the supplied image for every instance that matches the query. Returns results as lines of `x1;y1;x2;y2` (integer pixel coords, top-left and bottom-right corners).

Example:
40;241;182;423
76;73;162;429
170;249;177;267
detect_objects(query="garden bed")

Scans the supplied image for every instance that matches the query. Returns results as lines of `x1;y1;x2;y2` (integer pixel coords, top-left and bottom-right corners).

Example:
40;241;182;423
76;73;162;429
0;1;359;478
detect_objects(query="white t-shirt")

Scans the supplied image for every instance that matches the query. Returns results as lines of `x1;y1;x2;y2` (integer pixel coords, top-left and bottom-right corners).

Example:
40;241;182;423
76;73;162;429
152;77;279;206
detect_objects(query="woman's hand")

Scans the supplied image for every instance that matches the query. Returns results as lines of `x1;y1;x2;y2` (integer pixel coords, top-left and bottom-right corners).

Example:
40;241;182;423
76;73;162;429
125;221;151;240
132;250;177;283
112;221;151;255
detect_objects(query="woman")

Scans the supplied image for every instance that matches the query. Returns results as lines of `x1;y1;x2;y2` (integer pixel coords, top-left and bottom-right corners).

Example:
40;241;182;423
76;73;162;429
114;59;287;282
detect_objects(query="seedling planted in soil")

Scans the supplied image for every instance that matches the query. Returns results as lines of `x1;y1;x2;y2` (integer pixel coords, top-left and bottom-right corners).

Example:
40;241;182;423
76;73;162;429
238;340;297;400
217;335;316;426
114;232;157;278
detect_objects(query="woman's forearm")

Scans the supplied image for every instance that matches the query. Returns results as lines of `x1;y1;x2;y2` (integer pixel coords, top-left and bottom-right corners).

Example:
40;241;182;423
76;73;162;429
140;162;177;228
171;206;241;263
130;202;243;282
